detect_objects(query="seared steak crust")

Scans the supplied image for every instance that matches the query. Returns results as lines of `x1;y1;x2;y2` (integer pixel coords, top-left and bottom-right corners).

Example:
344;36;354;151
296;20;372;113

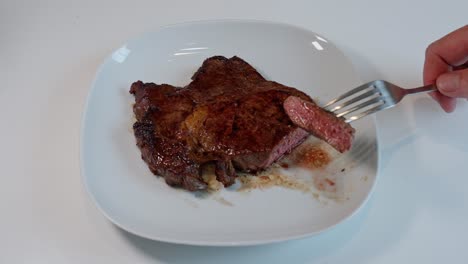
130;56;313;191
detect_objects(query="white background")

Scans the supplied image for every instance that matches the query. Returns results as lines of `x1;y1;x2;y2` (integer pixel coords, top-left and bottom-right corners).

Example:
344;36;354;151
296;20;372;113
1;0;467;263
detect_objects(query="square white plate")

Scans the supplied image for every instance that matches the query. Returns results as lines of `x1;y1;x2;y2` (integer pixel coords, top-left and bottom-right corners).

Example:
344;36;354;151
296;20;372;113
81;20;378;246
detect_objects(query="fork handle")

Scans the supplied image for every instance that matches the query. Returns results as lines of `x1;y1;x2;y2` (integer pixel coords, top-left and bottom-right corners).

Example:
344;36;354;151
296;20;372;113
406;84;437;94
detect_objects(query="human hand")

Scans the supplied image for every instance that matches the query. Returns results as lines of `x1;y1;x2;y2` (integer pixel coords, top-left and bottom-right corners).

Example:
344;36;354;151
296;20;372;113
423;25;468;112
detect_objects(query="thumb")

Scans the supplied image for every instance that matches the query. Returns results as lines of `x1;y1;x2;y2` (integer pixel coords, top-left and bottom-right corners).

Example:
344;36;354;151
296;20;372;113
436;69;468;98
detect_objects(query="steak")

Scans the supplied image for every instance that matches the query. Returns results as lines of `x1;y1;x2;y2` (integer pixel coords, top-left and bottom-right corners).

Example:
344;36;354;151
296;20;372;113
130;56;312;191
283;96;355;153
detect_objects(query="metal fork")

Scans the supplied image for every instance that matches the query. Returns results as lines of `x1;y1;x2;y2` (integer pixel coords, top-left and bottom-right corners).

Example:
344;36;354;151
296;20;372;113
323;80;437;123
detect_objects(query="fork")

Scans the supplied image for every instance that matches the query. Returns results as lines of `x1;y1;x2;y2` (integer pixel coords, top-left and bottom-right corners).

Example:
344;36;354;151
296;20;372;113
323;80;437;123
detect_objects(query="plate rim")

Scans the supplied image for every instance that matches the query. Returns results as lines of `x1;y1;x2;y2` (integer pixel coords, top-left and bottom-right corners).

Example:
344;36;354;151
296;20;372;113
79;19;380;246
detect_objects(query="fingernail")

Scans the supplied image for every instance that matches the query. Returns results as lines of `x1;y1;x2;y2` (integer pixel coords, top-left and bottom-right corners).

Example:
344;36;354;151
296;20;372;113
437;73;459;93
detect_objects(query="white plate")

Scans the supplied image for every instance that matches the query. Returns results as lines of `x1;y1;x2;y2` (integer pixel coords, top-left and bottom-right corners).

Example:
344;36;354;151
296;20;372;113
81;20;379;246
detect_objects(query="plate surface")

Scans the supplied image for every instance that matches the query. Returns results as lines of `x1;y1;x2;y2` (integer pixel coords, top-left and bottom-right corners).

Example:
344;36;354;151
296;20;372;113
81;20;378;246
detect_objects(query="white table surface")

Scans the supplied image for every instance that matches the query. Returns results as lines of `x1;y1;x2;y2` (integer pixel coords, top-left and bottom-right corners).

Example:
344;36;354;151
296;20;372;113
2;0;467;263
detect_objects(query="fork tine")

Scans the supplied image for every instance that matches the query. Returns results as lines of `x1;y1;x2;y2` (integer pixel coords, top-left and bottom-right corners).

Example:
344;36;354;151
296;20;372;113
345;102;390;123
329;90;380;112
336;97;384;117
323;82;376;109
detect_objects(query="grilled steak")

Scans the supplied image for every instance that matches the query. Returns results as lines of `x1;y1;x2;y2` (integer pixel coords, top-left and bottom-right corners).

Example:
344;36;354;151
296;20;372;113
130;56;312;191
283;96;355;153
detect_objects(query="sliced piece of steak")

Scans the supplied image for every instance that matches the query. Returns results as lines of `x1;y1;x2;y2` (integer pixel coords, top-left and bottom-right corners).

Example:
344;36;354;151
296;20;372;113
283;96;355;153
130;56;316;191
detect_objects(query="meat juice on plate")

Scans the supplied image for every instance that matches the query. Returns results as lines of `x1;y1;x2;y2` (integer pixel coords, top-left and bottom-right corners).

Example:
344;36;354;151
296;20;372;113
234;137;351;203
